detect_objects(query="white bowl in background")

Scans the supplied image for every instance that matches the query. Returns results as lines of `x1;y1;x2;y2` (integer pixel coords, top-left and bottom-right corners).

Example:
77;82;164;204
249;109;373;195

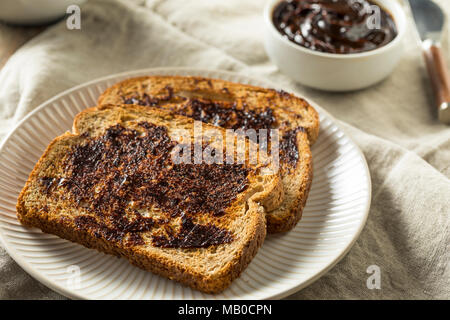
264;0;407;92
0;0;86;26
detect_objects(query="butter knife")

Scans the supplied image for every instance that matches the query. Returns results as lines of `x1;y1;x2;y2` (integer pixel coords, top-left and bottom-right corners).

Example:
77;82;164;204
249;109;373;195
409;0;450;124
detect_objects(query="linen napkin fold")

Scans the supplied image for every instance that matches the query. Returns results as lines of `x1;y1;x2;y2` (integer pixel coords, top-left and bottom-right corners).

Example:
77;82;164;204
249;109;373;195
0;0;448;299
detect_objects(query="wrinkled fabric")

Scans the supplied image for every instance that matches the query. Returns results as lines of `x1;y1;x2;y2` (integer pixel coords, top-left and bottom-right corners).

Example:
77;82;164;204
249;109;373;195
0;0;448;299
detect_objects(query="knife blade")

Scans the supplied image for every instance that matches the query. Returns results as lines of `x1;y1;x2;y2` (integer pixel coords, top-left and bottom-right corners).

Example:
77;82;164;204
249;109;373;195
408;0;450;124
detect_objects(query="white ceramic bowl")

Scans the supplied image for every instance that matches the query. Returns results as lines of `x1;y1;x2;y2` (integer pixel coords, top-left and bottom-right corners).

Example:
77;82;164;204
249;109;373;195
0;0;86;26
264;0;407;91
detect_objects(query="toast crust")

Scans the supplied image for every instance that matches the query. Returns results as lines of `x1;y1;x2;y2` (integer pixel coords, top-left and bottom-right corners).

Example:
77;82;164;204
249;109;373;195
17;197;266;293
17;105;282;293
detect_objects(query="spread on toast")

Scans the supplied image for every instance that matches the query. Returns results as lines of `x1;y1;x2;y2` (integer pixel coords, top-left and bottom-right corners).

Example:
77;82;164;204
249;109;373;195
98;76;319;233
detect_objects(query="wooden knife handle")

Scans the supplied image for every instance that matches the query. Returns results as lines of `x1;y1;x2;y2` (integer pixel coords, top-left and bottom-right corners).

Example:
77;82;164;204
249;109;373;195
422;42;450;111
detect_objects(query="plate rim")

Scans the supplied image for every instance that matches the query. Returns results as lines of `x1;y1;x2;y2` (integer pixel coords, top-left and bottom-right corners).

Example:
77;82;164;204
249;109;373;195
0;67;372;300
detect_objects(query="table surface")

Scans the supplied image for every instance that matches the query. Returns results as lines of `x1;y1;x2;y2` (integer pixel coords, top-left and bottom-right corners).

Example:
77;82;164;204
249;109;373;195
0;0;448;301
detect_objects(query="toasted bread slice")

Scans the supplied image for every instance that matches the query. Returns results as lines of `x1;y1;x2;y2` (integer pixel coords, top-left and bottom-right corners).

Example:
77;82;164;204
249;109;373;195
17;104;284;293
98;76;319;232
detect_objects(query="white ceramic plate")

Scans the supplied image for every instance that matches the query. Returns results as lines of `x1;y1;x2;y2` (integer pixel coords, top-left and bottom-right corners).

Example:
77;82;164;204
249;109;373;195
0;68;371;300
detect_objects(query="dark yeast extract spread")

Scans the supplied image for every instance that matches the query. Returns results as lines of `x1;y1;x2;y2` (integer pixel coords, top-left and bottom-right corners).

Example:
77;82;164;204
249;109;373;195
39;122;250;248
122;86;302;171
272;0;398;54
279;127;306;168
123;86;277;131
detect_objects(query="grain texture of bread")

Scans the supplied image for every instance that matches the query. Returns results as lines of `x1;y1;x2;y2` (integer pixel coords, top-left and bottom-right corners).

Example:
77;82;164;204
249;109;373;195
98;76;319;232
17;104;284;293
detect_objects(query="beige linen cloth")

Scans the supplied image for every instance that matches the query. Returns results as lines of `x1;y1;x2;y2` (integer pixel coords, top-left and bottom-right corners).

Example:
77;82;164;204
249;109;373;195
0;0;448;299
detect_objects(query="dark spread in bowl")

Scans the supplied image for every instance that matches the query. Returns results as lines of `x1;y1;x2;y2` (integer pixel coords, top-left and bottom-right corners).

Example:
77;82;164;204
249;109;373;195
272;0;398;54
